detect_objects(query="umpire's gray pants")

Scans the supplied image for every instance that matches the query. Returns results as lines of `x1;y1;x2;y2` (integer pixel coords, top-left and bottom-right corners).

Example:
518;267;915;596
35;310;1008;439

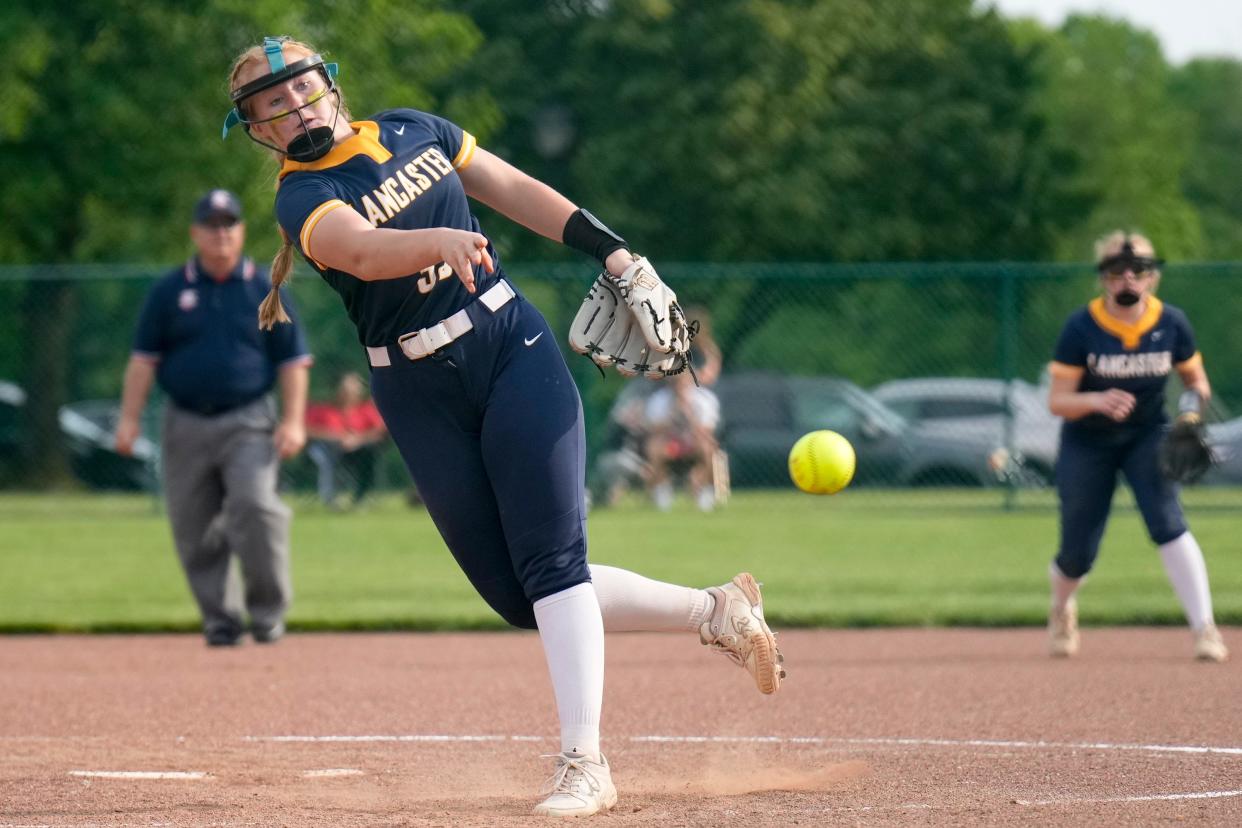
161;397;291;637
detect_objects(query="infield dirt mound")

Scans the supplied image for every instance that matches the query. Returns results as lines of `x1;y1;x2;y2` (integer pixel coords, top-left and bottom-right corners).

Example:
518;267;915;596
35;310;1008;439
0;628;1238;826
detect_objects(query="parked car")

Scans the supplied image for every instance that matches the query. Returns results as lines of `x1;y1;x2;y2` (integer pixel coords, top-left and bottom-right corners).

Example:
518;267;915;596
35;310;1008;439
0;380;29;484
59;399;159;491
712;372;1011;489
871;377;1061;483
1;382;157;490
1204;417;1242;485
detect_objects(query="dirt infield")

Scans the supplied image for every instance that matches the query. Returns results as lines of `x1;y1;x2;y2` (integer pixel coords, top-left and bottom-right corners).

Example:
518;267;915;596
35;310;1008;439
1;628;1239;826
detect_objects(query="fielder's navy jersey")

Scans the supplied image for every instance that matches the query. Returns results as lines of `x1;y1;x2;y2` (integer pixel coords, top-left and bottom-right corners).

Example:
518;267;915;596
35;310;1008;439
275;109;498;347
1050;297;1200;432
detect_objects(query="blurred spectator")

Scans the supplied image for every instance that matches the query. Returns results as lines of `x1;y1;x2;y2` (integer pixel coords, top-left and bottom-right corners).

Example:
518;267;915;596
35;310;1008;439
643;373;723;511
684;305;723;387
116;188;311;647
305;371;388;509
643;307;726;511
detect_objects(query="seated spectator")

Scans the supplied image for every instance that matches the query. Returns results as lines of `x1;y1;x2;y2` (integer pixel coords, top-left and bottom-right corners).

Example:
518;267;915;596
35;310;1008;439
644;371;723;512
305;372;387;509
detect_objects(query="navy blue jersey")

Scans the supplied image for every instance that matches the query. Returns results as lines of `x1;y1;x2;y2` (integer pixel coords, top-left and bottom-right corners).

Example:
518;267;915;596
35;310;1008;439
132;257;312;415
274;109;499;347
1050;297;1200;432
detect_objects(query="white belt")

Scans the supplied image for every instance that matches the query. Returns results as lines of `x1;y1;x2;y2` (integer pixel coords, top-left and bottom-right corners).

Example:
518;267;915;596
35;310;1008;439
366;279;516;367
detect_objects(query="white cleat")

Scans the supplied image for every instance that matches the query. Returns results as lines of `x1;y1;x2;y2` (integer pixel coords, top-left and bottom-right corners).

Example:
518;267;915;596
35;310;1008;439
700;572;785;694
533;752;618;818
1194;624;1229;663
1048;600;1080;658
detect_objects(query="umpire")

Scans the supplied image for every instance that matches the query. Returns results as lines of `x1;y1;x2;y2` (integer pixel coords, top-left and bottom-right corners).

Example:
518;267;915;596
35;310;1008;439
116;189;312;646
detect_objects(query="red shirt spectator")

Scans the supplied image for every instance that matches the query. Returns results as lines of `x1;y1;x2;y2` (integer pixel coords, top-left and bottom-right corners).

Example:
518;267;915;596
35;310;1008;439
305;372;387;508
305;397;384;438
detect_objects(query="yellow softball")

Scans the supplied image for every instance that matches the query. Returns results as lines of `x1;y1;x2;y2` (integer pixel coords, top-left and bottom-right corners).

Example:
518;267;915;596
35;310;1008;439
788;430;856;495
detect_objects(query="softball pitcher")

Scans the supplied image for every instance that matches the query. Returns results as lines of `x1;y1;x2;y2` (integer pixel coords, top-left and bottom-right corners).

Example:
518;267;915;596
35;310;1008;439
223;37;785;817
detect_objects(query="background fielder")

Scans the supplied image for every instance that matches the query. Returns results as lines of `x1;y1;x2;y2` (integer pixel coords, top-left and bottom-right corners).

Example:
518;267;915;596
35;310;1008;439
1046;230;1227;662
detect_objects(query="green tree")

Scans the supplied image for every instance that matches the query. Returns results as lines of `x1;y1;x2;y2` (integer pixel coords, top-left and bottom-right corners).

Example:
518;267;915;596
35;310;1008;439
1170;59;1242;259
459;0;1076;262
1020;14;1202;260
0;0;491;486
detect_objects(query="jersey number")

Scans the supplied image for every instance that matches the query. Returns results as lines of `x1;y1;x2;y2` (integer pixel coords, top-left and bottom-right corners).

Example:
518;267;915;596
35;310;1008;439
416;262;455;295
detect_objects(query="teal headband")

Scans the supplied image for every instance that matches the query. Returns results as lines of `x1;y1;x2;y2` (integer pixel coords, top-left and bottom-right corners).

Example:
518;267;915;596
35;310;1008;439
263;36;287;73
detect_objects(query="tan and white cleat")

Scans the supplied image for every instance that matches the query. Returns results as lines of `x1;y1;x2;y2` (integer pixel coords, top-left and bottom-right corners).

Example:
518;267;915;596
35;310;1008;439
1194;624;1229;663
1048;600;1080;658
533;752;617;818
700;572;785;694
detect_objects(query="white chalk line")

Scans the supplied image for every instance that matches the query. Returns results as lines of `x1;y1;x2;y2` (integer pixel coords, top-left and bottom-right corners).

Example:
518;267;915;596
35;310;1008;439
244;733;1242;756
301;768;364;778
67;770;207;780
1016;789;1242;806
637;734;1242;756
244;733;533;743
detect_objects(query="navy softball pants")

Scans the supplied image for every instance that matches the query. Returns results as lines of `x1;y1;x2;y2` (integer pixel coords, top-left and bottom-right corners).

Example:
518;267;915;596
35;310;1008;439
368;289;590;629
1054;423;1187;579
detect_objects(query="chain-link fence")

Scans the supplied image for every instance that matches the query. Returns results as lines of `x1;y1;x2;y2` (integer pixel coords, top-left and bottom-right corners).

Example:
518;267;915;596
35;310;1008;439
3;261;1240;508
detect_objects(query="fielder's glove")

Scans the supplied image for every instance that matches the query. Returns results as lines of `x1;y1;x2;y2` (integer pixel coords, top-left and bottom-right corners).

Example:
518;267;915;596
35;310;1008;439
568;257;693;379
1159;413;1214;485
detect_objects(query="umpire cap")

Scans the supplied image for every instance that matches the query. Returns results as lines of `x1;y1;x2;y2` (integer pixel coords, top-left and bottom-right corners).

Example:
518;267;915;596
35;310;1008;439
193;189;243;224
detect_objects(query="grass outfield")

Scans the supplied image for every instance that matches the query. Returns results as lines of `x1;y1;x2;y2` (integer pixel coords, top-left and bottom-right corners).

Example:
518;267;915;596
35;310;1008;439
1;488;1239;632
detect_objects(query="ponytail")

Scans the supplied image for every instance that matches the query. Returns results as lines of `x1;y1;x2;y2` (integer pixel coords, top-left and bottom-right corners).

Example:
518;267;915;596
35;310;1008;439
259;229;295;330
230;38;351;330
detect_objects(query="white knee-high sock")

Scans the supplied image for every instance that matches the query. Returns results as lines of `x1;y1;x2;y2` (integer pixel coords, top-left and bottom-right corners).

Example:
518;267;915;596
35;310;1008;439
1158;531;1215;631
533;583;605;760
589;564;714;632
1049;561;1082;613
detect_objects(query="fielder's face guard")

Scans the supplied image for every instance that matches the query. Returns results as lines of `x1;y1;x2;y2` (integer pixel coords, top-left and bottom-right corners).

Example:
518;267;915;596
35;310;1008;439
1096;240;1164;278
222;37;342;162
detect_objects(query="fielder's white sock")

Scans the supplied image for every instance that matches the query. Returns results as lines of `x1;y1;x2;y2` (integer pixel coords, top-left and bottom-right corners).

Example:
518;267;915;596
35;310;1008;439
1049;561;1082;614
589;564;714;632
533;583;605;761
1158;531;1215;631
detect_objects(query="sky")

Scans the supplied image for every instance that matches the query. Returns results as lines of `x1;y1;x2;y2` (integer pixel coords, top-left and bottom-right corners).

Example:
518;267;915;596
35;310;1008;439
989;0;1242;64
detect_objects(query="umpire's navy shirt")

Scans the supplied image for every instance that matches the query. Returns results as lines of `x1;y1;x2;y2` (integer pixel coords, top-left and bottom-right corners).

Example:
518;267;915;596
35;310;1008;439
131;257;312;416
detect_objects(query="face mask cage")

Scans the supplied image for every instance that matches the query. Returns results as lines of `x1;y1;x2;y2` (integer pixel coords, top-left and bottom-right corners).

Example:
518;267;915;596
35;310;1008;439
222;38;343;162
1096;239;1165;277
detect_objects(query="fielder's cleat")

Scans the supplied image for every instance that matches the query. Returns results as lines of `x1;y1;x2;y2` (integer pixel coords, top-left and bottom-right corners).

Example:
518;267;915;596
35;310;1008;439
1194;624;1229;663
533;752;617;818
700;572;785;694
1048;600;1079;658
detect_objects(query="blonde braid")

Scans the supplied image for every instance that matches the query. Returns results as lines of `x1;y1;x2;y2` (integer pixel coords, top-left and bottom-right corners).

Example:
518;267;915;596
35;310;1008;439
229;38;353;330
259;230;295;330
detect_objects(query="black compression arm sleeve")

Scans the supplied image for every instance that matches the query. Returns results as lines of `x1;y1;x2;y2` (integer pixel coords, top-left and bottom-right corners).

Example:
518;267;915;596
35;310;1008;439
562;209;628;265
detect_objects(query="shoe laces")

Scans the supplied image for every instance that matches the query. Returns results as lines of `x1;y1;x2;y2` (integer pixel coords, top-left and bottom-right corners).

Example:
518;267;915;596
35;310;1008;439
704;596;756;666
540;754;603;799
706;638;748;667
